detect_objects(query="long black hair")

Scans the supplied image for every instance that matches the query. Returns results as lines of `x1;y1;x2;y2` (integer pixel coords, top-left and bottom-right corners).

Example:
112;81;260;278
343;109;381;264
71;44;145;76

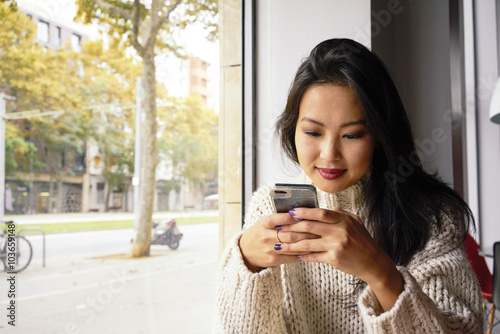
276;38;474;266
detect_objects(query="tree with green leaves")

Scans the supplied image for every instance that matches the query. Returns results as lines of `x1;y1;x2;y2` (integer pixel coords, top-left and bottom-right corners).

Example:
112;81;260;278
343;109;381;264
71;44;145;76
0;0;16;13
0;2;86;213
1;2;29;175
0;3;83;111
1;2;41;176
75;0;217;257
158;95;218;204
3;122;37;175
89;116;134;211
80;38;140;211
28;111;86;213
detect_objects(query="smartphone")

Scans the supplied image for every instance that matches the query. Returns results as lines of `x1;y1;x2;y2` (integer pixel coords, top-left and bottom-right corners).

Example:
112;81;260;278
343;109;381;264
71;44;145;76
271;183;319;213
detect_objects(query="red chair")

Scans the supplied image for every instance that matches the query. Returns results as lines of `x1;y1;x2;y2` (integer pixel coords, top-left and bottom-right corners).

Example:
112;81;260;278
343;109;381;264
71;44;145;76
465;234;498;333
466;234;493;301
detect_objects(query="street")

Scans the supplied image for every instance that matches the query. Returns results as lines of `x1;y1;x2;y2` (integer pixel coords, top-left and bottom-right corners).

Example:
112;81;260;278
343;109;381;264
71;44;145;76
0;223;219;334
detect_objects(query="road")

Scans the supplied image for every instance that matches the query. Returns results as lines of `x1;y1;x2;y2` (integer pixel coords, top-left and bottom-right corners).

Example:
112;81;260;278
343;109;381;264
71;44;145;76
7;210;219;224
0;223;220;334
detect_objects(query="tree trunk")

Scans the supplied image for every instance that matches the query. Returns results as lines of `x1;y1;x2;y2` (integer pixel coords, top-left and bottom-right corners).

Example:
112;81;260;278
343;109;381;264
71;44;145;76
131;52;157;257
104;183;111;212
57;179;63;213
48;173;54;213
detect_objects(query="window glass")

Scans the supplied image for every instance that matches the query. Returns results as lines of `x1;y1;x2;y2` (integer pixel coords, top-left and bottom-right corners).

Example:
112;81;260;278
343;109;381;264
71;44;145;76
37;20;49;44
71;33;81;52
1;1;219;332
55;26;61;47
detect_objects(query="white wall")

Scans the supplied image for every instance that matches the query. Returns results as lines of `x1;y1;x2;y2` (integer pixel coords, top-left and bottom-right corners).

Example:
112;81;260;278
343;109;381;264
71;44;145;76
253;0;371;188
474;0;500;252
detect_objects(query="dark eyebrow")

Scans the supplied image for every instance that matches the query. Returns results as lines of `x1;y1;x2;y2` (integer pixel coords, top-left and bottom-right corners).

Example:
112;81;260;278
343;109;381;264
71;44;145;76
341;120;367;127
300;117;325;127
299;117;367;128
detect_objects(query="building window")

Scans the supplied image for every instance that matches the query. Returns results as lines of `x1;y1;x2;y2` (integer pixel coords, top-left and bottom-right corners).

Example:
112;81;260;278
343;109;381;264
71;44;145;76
55;27;61;47
71;33;81;52
97;183;105;204
37;20;49;44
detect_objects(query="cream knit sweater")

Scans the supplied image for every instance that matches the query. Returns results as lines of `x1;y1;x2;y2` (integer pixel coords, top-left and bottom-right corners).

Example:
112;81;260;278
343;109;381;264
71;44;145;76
214;177;483;333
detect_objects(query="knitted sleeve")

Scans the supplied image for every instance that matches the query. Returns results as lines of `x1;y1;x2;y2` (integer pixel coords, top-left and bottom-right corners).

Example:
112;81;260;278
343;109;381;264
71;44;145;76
213;185;289;333
358;214;483;333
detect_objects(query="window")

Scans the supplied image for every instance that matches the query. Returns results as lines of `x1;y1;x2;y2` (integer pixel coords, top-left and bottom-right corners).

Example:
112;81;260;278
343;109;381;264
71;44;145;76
55;27;61;47
37;20;49;44
71;33;81;52
2;4;219;332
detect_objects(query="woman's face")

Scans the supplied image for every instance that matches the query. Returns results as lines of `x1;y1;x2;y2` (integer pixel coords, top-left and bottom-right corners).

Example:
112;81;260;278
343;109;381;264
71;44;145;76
295;84;375;194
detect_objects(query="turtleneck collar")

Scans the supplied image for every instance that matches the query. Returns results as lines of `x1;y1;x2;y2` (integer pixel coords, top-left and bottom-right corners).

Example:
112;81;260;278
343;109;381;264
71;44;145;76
296;170;370;217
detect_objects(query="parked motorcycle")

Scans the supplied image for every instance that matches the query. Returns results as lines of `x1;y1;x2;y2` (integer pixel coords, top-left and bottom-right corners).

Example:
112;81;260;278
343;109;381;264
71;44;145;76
151;218;183;250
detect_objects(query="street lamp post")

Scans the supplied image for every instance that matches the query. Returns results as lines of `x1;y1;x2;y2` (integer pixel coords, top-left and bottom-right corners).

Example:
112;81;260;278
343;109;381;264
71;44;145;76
0;93;15;221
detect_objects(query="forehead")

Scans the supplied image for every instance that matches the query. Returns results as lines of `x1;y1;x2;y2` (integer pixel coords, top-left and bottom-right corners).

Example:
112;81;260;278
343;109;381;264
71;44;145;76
299;84;363;121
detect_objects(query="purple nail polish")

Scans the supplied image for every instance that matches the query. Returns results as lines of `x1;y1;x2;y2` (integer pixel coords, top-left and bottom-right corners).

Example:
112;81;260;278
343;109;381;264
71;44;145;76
275;225;282;231
289;209;295;216
295;218;303;221
274;244;282;251
296;255;302;259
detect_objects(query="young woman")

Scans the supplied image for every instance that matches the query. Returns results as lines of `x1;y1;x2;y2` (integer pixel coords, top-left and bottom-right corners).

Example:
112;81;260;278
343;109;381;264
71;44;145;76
214;38;483;333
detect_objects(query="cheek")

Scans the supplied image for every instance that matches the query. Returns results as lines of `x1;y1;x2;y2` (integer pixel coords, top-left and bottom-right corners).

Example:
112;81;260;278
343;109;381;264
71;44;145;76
360;146;375;167
348;142;375;168
295;136;316;163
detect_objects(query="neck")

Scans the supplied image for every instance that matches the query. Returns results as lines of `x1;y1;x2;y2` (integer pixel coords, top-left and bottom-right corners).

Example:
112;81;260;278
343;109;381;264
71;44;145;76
299;171;370;216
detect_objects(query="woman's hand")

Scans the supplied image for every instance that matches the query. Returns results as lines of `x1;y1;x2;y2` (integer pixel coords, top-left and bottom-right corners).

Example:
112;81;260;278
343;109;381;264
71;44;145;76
239;212;319;272
281;207;404;311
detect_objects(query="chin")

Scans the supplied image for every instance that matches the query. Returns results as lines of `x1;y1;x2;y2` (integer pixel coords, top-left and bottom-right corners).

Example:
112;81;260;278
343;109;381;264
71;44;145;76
314;180;350;194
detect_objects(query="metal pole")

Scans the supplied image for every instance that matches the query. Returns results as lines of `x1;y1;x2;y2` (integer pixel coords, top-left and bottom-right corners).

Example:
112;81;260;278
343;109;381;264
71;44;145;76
0;94;5;221
449;0;466;199
0;93;14;220
133;77;142;236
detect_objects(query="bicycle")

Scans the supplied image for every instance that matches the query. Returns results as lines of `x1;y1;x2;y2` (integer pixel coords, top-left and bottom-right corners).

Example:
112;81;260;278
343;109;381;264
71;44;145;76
0;221;33;272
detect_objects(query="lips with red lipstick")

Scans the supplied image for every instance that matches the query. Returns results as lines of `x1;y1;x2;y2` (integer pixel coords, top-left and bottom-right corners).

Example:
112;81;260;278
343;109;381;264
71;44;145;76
316;168;346;180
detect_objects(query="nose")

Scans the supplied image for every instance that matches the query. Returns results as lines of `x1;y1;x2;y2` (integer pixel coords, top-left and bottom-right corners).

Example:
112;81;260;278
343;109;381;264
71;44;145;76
319;137;342;162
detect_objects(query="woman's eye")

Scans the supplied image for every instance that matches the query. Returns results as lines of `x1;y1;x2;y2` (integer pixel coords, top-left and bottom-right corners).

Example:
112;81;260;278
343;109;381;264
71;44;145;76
343;133;363;139
305;131;320;137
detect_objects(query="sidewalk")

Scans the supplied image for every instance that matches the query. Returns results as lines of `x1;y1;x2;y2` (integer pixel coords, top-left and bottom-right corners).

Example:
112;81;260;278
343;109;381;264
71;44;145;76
4;209;219;224
1;223;219;333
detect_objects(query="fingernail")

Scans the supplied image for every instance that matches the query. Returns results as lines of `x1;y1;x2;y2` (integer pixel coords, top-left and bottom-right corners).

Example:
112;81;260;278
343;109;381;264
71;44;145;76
289;209;295;216
296;255;302;259
275;225;282;231
295;218;303;221
274;244;282;251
